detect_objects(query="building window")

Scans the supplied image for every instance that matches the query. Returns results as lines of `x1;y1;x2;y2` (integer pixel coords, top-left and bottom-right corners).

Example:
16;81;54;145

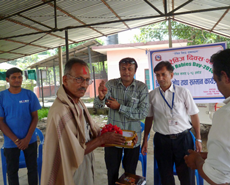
145;69;150;90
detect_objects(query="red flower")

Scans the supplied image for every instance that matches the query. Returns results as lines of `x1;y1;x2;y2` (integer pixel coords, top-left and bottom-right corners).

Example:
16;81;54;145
101;124;123;135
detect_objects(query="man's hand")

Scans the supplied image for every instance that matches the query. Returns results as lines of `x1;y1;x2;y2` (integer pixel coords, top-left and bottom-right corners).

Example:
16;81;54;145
133;135;138;146
105;97;120;110
184;149;203;170
199;152;208;160
141;140;148;156
101;132;125;145
195;140;202;152
17;138;30;150
98;81;107;100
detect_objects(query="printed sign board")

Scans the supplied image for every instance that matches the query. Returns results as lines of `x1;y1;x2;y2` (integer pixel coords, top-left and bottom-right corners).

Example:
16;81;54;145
148;42;226;103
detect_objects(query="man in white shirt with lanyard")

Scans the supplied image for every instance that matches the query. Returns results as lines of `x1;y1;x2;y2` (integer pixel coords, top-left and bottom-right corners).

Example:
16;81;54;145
141;61;202;185
185;49;230;185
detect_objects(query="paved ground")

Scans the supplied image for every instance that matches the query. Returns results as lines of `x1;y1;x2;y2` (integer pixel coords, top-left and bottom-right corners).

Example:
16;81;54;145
0;138;209;185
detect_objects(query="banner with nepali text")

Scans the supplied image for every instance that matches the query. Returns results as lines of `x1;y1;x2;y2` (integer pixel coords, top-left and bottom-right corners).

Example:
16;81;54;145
148;42;226;103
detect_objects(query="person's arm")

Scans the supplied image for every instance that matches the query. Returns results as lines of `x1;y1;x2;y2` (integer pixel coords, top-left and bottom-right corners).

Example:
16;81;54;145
141;116;153;156
184;150;218;185
93;80;109;109
190;114;202;152
0;117;19;146
117;85;149;120
94;96;106;108
98;80;108;100
84;132;125;155
17;111;38;150
184;88;202;152
199;152;208;159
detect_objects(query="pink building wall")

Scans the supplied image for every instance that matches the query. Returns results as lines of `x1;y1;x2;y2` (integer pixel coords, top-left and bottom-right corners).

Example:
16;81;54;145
92;40;187;83
107;49;149;82
34;85;58;98
86;79;107;98
34;41;187;99
34;79;107;98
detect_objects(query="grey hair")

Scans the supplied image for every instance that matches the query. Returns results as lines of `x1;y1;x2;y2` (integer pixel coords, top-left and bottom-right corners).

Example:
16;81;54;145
64;58;88;75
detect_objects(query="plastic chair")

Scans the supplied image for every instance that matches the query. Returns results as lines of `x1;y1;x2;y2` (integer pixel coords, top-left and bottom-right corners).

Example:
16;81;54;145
154;131;203;185
1;128;44;185
122;121;150;178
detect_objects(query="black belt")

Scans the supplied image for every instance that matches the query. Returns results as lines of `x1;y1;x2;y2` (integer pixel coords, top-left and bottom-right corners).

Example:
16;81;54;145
159;129;190;139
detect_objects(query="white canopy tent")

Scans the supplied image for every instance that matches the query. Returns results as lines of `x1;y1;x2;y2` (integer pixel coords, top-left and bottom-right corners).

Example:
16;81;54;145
0;0;230;63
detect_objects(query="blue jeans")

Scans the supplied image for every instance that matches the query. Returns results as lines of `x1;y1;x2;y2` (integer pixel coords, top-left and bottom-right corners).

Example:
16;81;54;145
4;141;38;185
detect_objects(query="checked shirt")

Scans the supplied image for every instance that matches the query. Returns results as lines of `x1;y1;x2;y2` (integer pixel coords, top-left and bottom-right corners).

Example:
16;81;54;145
94;78;149;146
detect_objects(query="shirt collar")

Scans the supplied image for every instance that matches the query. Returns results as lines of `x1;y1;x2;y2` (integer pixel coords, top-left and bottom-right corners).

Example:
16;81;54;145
169;83;175;92
118;78;136;87
223;96;230;104
159;83;175;93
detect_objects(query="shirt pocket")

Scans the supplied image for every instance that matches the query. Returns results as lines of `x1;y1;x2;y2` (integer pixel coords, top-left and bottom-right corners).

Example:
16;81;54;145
127;98;140;108
173;101;185;115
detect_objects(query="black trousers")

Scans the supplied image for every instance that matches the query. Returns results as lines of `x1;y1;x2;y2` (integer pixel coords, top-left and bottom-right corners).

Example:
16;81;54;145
4;141;38;185
105;146;140;185
154;131;195;185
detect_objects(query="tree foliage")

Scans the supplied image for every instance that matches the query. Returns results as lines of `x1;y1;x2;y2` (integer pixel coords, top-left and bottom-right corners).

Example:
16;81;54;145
95;38;104;45
134;20;230;48
8;54;39;70
91;61;107;74
53;41;87;54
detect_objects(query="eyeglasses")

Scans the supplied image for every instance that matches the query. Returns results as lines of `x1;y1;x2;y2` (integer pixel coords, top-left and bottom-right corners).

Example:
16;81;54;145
67;74;93;85
119;58;136;65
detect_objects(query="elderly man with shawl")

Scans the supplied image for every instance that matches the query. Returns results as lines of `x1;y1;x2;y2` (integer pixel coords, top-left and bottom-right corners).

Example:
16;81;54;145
41;58;125;185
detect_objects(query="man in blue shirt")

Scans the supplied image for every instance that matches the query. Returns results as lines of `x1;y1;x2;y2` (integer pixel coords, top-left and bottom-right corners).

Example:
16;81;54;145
0;67;41;185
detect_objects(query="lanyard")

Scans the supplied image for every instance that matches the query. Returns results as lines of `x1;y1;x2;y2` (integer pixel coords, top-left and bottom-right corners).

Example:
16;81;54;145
159;85;175;110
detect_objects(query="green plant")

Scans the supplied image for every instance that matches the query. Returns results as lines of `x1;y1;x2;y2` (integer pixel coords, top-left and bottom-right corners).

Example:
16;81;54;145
38;108;49;120
141;119;145;123
21;82;36;91
134;20;230;48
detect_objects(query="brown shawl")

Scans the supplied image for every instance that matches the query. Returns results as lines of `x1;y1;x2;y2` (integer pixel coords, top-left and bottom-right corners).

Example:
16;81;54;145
41;85;100;185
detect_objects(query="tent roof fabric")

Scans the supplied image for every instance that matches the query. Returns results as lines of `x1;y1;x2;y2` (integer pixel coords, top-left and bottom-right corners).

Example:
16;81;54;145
1;0;230;63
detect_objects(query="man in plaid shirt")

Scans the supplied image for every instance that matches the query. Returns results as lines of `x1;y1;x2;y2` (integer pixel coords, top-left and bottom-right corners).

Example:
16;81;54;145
94;57;149;185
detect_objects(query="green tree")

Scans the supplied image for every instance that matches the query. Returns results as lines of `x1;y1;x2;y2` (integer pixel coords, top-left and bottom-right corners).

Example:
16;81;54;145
91;61;107;74
53;41;87;54
95;38;104;45
134;21;230;48
8;54;39;70
39;50;54;56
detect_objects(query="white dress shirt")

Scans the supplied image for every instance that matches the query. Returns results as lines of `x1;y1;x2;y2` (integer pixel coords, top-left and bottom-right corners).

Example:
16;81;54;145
202;96;230;184
148;83;199;135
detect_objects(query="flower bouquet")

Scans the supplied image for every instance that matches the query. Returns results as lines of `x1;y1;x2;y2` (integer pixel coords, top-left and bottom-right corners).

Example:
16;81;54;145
101;124;137;148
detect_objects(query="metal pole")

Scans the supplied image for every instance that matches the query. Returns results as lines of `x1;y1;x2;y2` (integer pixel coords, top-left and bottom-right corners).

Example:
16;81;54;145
53;64;57;95
40;70;44;107
36;66;41;98
65;30;69;62
46;70;48;84
93;66;96;98
168;0;172;48
54;0;57;29
48;70;51;96
102;61;105;71
88;46;93;79
168;18;172;48
58;46;63;85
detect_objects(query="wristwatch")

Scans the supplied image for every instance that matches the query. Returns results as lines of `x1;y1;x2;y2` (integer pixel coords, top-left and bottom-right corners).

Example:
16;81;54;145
196;139;202;143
